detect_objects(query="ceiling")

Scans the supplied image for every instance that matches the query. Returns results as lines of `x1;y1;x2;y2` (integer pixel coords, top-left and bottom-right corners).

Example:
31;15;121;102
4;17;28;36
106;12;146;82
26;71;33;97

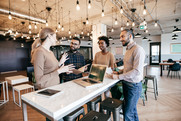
0;0;181;41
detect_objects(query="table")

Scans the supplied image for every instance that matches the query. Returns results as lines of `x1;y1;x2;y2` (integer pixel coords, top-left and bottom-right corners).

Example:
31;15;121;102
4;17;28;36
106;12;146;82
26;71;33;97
159;63;181;76
5;75;29;85
21;77;120;121
162;60;180;63
0;81;9;106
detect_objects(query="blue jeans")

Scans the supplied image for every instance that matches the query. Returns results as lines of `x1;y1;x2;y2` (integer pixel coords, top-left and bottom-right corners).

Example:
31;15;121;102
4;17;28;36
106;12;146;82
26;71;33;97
122;81;142;121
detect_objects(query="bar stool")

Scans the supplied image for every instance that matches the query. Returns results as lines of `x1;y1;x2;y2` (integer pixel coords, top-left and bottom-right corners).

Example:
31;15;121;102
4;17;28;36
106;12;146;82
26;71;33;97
13;84;34;107
144;75;158;100
100;98;123;121
64;106;85;121
87;96;102;112
80;111;111;121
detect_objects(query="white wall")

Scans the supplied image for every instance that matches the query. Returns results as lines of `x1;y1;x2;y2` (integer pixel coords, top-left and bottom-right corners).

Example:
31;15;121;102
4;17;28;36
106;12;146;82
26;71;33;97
161;32;181;60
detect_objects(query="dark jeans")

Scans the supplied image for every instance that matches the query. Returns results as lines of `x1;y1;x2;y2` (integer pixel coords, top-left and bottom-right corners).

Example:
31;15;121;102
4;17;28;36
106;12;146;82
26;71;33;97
122;81;142;121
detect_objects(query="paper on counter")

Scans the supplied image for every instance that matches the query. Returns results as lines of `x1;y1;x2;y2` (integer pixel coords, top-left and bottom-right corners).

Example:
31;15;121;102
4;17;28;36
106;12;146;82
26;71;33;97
106;67;113;75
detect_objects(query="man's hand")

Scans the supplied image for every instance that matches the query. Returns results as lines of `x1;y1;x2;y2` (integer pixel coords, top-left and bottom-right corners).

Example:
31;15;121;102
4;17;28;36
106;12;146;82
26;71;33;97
106;73;119;80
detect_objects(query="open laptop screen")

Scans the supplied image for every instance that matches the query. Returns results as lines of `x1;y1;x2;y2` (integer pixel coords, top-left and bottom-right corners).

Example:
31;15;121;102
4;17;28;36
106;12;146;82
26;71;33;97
88;64;107;82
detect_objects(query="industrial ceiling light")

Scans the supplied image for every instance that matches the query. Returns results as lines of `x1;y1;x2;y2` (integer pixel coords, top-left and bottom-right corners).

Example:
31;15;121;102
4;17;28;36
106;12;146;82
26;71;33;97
29;30;31;34
143;37;147;40
81;31;84;34
121;27;124;31
111;28;114;32
127;21;129;26
46;20;48;27
154;0;158;27
145;29;148;33
29;23;31;29
34;23;37;29
101;9;104;17
172;34;178;38
86;18;89;24
8;0;12;20
55;28;58;33
68;11;71;34
173;27;181;33
61;26;64;31
58;22;61;29
132;21;135;27
76;0;80;11
115;18;118;25
143;5;146;15
120;6;123;14
88;0;91;9
148;39;151;42
154;21;158;27
69;30;71;34
172;37;177;40
135;33;141;38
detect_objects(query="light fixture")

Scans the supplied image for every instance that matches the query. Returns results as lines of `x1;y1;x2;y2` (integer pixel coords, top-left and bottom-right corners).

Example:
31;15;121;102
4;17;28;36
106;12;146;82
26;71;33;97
69;30;71;34
127;21;129;26
154;21;158;27
172;34;178;38
132;21;135;27
120;6;123;14
173;27;181;33
46;20;48;26
101;9;104;17
29;30;31;34
76;0;80;11
143;5;146;15
143;37;148;40
75;33;77;36
143;19;146;25
145;29;148;33
15;31;18;35
56;28;58;33
8;0;12;20
8;12;12;20
81;31;84;34
61;26;64;31
21;35;24;38
34;23;37;29
148;39;152;42
87;32;90;36
82;36;84;39
58;22;61;29
135;33;141;38
88;0;91;9
69;35;72;38
115;19;118;25
86;18;89;24
121;27;123;31
8;29;12;34
172;37;177;41
29;23;31;29
111;28;114;32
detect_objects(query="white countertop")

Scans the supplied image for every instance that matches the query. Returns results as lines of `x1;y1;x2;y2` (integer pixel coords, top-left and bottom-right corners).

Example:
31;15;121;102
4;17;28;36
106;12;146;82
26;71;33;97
21;76;120;120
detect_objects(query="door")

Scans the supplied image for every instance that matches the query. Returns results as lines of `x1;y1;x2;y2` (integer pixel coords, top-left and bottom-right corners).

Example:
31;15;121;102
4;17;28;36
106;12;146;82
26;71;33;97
150;42;161;65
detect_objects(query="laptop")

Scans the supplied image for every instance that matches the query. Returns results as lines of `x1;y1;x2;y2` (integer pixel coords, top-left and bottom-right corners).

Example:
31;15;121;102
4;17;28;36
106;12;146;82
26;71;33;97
73;64;107;88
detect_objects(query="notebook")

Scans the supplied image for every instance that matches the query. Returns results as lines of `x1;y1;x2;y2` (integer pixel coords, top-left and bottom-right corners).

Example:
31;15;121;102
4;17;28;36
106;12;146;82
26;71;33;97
73;64;107;88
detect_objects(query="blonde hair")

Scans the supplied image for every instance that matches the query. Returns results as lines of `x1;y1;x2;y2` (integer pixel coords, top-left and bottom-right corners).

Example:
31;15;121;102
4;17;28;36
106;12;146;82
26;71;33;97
31;27;55;64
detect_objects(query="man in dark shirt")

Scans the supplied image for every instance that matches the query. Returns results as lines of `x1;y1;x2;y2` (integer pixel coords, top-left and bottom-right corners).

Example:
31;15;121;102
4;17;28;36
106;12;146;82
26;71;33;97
62;37;85;82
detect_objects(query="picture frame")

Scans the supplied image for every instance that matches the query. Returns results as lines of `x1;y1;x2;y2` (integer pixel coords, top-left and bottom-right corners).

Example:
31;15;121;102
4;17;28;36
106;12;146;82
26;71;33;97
170;43;181;54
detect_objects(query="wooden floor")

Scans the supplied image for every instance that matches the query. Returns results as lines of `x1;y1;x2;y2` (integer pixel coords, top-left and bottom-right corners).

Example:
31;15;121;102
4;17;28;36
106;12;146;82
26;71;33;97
0;66;181;121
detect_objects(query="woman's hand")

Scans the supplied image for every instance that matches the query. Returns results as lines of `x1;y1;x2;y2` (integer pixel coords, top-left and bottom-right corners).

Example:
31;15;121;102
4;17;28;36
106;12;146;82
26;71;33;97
59;53;69;66
57;64;75;74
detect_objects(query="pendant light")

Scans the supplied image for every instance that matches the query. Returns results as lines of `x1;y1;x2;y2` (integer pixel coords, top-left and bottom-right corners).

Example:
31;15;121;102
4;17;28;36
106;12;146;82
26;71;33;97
154;0;158;27
88;0;91;9
86;1;89;24
61;7;64;31
68;11;71;34
111;7;114;32
76;0;80;11
101;9;104;17
8;0;12;20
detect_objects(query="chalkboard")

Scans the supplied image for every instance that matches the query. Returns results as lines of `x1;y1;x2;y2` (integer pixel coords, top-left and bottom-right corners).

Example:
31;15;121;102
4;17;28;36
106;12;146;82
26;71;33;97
170;43;181;54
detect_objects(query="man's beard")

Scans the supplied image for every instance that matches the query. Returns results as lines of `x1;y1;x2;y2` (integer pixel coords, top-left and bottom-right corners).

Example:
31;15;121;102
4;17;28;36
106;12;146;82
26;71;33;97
122;41;130;46
70;48;78;52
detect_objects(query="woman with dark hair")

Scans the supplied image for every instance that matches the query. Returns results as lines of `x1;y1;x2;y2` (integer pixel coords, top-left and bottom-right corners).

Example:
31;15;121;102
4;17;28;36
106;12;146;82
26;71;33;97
93;36;115;70
93;36;116;98
31;27;75;90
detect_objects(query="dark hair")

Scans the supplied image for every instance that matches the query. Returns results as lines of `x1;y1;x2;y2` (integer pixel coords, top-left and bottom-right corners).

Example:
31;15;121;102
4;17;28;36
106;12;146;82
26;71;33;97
98;36;109;47
72;37;81;44
122;29;135;39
